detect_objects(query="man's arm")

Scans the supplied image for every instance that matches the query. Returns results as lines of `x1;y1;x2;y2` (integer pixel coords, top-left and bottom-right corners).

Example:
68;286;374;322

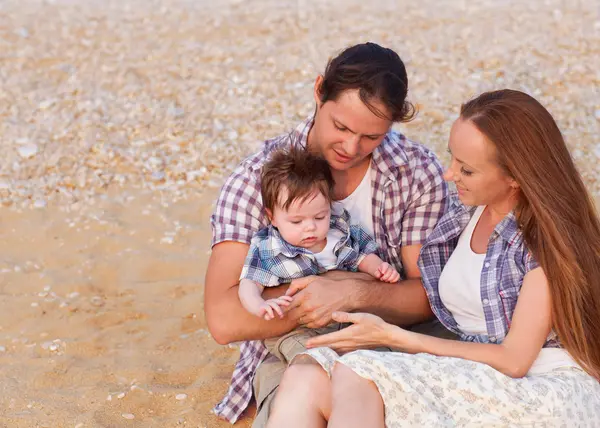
204;241;298;344
286;271;433;328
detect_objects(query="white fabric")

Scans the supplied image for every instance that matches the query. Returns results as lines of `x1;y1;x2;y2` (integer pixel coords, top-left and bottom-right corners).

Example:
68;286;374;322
439;205;487;335
332;162;374;238
302;347;600;427
313;228;345;270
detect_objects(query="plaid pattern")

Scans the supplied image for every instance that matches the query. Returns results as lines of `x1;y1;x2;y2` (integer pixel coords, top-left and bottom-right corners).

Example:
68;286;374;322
240;209;379;287
211;117;447;423
418;196;559;347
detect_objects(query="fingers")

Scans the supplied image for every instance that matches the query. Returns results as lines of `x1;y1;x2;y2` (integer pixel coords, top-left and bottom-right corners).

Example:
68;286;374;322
331;311;362;324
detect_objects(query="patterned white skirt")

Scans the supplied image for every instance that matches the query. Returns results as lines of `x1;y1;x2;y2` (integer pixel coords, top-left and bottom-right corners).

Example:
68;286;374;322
301;347;600;427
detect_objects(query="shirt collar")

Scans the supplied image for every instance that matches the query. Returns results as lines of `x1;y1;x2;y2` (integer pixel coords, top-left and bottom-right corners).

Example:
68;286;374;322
263;211;351;258
446;194;522;245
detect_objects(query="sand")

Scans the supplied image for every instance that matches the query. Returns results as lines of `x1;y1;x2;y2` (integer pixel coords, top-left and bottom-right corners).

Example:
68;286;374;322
1;0;599;426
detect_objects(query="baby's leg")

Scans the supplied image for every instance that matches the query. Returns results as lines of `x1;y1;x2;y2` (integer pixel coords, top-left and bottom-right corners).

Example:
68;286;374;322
264;323;342;365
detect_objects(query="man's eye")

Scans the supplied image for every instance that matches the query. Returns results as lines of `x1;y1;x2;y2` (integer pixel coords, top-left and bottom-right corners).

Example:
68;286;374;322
335;124;347;131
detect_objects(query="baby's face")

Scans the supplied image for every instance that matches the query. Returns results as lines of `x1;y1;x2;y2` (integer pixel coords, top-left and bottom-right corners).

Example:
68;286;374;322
270;190;331;249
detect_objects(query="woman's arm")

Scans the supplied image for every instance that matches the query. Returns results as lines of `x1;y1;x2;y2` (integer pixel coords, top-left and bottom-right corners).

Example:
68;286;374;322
308;267;551;378
402;267;551;377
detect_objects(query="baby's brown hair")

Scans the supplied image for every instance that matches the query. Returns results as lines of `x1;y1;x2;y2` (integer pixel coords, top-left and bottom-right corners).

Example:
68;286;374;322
261;147;335;215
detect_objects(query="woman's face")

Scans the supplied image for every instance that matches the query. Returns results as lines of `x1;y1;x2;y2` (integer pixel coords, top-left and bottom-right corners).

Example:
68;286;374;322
307;77;392;172
444;118;517;207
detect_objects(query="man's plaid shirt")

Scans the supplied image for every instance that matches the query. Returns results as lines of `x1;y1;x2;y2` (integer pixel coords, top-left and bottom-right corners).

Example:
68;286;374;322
211;117;447;423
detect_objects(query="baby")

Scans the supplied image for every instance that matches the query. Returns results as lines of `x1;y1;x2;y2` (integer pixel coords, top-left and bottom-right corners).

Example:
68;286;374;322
238;147;399;363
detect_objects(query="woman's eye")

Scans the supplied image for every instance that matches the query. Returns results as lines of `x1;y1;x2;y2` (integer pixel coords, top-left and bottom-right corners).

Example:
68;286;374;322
461;167;473;176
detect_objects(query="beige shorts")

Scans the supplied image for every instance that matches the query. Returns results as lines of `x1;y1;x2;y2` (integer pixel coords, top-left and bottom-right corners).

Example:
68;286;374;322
251;318;457;428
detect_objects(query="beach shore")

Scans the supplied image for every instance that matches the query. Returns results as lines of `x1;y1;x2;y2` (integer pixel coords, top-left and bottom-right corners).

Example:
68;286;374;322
1;0;599;426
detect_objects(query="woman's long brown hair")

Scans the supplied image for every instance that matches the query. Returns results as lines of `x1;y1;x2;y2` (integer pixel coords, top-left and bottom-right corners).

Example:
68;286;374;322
461;89;600;380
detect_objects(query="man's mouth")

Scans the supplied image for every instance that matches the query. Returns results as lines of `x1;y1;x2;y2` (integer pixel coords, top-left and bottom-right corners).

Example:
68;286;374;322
333;150;353;163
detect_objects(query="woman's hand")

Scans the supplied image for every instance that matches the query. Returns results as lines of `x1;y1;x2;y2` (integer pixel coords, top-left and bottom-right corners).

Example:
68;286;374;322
305;311;420;354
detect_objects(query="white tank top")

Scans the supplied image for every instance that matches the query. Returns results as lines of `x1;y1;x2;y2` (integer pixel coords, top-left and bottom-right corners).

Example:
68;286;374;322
439;206;581;375
332;160;374;238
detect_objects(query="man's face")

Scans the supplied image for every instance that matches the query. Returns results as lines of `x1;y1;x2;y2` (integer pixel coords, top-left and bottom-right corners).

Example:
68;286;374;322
307;79;393;172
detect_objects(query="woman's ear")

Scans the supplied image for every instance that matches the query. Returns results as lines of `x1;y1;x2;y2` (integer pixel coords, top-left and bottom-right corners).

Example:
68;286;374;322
509;178;520;190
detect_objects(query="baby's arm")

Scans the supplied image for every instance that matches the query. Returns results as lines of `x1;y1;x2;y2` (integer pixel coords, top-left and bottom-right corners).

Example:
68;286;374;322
239;278;293;320
358;254;400;283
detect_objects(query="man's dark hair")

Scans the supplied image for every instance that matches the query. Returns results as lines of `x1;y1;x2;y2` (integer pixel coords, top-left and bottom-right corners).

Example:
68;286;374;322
261;147;335;214
318;42;415;122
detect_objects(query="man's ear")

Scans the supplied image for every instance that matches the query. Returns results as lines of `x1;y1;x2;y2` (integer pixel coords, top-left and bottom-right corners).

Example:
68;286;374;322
313;75;324;106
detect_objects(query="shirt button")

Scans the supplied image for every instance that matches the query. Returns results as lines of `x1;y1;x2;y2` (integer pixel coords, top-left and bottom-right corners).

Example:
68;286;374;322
490;336;497;342
484;262;490;268
483;298;490;305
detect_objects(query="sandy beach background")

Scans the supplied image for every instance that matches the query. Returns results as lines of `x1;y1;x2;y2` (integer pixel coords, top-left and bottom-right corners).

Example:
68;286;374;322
0;0;599;426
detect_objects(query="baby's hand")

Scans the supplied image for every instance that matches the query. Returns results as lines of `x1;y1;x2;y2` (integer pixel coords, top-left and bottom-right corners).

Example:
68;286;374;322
374;262;400;283
258;296;294;320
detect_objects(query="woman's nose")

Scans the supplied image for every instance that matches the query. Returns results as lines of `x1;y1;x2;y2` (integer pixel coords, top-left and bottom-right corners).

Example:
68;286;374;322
443;167;458;182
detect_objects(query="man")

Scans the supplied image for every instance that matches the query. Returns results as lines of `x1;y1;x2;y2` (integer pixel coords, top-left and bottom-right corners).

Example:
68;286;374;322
205;42;448;427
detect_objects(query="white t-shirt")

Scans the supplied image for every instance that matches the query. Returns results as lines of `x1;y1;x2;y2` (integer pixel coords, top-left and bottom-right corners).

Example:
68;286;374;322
313;228;346;270
332;161;374;238
439;205;581;375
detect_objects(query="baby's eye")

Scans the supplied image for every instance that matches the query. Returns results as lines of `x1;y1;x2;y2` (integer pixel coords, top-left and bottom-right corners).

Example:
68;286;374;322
290;220;302;225
315;216;326;220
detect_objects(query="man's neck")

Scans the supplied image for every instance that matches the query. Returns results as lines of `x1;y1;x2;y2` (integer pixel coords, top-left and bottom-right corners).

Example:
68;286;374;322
332;156;371;200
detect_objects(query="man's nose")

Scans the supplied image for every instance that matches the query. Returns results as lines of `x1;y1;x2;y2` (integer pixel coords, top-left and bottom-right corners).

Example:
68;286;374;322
343;134;360;156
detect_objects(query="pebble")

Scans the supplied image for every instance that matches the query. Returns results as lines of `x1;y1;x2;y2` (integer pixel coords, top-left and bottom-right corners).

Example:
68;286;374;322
117;392;126;399
175;393;187;400
33;199;47;209
90;296;104;307
121;413;135;420
17;144;39;159
0;346;6;352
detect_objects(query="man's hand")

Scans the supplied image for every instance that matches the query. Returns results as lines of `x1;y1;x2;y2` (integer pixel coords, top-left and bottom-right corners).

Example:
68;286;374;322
284;275;353;328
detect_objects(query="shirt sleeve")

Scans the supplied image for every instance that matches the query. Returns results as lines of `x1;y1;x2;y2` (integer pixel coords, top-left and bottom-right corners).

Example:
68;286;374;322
348;225;379;269
401;153;448;246
523;247;540;273
239;238;281;287
210;164;268;247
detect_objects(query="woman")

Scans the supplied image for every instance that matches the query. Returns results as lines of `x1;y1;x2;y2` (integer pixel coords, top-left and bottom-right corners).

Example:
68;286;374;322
267;89;600;427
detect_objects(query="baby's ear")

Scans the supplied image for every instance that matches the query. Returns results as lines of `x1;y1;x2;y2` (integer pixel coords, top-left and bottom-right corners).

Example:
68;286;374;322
265;208;275;224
